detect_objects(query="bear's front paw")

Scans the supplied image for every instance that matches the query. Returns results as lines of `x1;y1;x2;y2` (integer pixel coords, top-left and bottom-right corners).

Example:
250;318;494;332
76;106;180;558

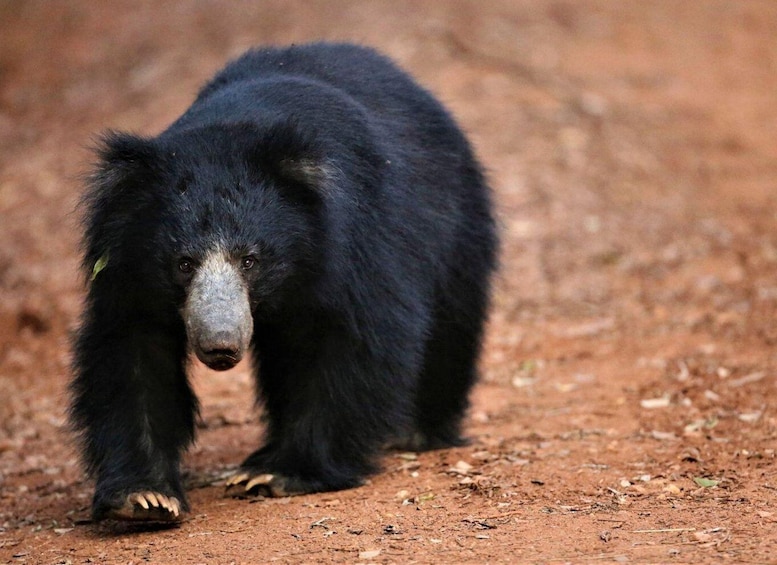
101;491;184;522
225;471;301;498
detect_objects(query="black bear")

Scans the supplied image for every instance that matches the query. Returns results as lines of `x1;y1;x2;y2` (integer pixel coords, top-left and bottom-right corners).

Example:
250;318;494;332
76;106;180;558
70;42;497;522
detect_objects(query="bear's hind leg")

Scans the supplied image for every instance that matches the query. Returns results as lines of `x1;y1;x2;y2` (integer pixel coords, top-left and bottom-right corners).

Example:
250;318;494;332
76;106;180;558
403;290;491;452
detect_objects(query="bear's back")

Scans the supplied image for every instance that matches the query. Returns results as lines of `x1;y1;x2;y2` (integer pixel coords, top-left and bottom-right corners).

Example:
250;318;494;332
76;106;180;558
172;43;465;157
197;43;426;115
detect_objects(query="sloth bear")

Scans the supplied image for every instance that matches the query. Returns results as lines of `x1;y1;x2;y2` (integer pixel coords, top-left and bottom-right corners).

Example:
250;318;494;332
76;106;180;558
71;42;497;522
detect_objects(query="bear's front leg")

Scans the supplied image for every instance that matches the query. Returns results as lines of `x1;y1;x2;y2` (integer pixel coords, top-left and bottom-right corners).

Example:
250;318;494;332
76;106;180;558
71;320;197;522
227;330;417;498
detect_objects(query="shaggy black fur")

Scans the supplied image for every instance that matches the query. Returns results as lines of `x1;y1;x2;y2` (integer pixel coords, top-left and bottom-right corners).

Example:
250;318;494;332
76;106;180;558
71;43;498;520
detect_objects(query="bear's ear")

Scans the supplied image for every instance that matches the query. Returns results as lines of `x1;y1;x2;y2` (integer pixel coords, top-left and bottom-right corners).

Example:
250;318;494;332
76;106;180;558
81;132;159;277
92;131;159;188
252;119;335;195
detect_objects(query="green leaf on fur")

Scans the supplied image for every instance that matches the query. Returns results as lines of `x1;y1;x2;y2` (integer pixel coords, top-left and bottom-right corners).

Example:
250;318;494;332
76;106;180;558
91;252;109;281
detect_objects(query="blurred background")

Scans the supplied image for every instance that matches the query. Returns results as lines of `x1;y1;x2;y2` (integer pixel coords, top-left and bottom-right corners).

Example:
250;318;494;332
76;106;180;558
1;1;776;561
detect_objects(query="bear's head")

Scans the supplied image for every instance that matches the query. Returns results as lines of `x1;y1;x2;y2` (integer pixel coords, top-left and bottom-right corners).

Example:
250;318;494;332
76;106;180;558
83;120;337;371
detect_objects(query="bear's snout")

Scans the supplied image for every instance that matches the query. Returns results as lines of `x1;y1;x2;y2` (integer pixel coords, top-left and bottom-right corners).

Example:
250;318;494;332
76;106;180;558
184;249;254;371
196;330;244;371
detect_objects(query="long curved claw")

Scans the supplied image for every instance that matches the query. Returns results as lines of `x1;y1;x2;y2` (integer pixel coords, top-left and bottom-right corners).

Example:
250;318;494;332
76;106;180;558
128;492;149;510
144;492;160;508
244;473;275;492
225;472;250;488
225;471;301;498
105;491;185;522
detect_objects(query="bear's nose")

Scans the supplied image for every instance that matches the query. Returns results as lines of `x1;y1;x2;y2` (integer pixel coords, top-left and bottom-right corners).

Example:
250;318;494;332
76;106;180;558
197;331;243;371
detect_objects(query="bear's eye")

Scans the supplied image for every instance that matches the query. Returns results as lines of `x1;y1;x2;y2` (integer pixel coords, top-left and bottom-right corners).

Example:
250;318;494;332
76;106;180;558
240;256;256;271
178;258;195;274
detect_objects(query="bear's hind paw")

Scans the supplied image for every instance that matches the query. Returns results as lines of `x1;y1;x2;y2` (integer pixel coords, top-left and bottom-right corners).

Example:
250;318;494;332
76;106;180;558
104;491;183;522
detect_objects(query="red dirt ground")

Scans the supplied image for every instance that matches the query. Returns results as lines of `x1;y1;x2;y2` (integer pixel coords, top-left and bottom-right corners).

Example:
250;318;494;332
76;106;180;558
1;1;776;563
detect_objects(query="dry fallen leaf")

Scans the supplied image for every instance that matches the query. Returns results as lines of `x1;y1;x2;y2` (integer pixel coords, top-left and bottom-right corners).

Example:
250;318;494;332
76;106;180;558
664;484;682;495
757;511;776;522
553;382;578;393
512;376;536;388
641;396;671;409
727;371;766;388
450;460;473;475
738;411;762;423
